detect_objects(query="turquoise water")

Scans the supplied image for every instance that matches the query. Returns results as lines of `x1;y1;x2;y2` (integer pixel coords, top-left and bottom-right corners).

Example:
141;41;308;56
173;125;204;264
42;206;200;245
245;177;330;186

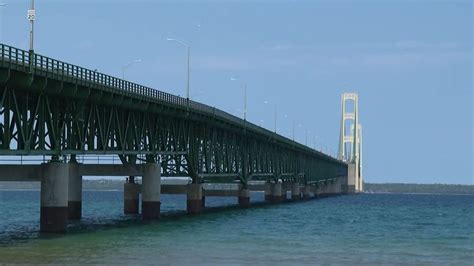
0;191;473;264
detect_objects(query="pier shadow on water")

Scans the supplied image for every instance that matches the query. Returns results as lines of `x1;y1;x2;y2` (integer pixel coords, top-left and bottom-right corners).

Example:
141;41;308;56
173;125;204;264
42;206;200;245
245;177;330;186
1;191;473;265
0;190;301;244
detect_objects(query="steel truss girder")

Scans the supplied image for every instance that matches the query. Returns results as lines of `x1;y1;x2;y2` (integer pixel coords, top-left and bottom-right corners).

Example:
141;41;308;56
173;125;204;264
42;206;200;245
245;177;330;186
0;71;347;184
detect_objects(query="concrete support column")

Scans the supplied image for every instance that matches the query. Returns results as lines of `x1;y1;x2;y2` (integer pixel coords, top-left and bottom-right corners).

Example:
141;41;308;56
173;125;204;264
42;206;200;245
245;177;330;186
327;182;334;196
347;163;357;194
320;184;328;198
40;162;69;233
264;183;272;201
68;162;82;220
314;185;322;198
291;183;301;201
334;178;342;195
141;163;161;220
124;177;140;214
238;185;250;208
271;183;283;202
303;185;311;200
341;175;348;194
187;183;203;214
281;184;288;201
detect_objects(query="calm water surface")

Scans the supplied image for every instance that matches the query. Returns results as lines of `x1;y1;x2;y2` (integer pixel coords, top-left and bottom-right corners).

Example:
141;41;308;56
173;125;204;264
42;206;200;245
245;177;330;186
0;191;472;265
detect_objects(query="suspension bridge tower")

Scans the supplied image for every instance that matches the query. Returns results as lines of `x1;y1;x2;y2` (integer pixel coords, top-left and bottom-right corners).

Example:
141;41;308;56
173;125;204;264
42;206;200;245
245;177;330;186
338;92;363;193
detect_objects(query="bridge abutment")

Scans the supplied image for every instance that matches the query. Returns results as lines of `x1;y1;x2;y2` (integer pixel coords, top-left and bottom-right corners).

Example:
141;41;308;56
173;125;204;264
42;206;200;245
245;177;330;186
291;183;301;201
124;177;140;214
40;162;69;233
68;162;82;220
187;183;203;214
141;163;161;220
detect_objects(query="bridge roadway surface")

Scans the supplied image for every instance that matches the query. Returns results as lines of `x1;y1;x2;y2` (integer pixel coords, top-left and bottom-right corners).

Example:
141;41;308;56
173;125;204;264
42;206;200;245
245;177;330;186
0;43;350;233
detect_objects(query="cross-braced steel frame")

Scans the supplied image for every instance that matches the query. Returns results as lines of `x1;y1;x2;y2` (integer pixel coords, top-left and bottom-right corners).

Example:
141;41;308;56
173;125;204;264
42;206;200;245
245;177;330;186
0;43;346;185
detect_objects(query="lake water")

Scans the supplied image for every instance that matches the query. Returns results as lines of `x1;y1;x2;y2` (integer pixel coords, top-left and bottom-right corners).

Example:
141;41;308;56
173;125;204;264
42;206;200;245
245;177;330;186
0;191;473;264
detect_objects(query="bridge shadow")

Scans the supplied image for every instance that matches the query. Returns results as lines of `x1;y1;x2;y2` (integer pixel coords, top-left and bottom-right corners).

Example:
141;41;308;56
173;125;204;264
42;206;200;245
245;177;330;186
0;193;346;245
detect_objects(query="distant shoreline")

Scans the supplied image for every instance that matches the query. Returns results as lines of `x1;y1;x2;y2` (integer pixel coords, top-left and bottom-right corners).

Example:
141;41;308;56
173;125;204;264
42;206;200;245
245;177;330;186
0;181;472;195
364;191;473;196
364;183;473;195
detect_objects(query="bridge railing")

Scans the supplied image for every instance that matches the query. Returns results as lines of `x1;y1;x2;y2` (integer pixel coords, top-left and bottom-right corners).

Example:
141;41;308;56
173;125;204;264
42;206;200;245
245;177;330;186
0;43;341;163
0;44;191;107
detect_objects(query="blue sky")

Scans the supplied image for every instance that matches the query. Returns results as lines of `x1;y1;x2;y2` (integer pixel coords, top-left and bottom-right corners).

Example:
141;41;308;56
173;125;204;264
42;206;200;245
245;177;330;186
0;0;472;184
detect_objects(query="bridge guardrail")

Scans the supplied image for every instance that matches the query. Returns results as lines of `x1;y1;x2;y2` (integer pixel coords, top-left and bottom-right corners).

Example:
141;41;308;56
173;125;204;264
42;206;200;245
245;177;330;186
0;43;342;164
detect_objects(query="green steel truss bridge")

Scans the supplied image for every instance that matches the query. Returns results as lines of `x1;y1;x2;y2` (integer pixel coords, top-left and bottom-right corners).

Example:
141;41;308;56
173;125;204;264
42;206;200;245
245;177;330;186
0;43;346;185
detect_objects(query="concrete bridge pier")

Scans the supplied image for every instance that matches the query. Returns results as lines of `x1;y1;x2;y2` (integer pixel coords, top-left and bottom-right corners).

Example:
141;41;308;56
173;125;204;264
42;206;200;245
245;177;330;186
124;176;140;214
187;183;203;214
320;184;329;198
264;183;272;201
271;183;283;202
346;163;357;194
291;183;301;201
314;185;322;198
68;161;82;220
238;185;250;208
40;161;69;233
141;163;161;220
334;178;342;195
325;183;332;197
340;175;349;194
303;185;311;200
326;183;333;197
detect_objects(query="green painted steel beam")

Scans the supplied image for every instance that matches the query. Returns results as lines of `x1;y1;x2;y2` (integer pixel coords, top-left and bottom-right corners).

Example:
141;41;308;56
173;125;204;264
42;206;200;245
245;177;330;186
0;43;347;184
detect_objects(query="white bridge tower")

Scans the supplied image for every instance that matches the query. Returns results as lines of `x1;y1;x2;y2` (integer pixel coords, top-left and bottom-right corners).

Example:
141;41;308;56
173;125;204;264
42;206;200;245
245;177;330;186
338;92;363;193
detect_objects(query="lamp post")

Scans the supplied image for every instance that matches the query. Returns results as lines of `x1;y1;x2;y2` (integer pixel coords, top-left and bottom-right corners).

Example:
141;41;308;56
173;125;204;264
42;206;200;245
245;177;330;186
305;129;309;146
27;0;35;71
28;0;35;51
167;38;190;101
292;121;296;141
122;59;142;80
283;114;290;139
274;105;277;133
297;123;304;144
263;100;276;132
231;77;247;121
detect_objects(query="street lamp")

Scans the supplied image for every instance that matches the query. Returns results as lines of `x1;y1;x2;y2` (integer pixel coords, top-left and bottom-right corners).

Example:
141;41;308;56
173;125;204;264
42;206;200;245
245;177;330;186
27;0;35;71
274;105;277;133
231;77;247;121
292;121;296;141
305;129;309;146
122;59;142;80
167;38;190;101
27;0;35;51
264;100;277;133
297;123;303;143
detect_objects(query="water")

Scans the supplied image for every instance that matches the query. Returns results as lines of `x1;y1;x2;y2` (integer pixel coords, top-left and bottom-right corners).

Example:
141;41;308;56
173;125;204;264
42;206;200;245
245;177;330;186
0;191;473;265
